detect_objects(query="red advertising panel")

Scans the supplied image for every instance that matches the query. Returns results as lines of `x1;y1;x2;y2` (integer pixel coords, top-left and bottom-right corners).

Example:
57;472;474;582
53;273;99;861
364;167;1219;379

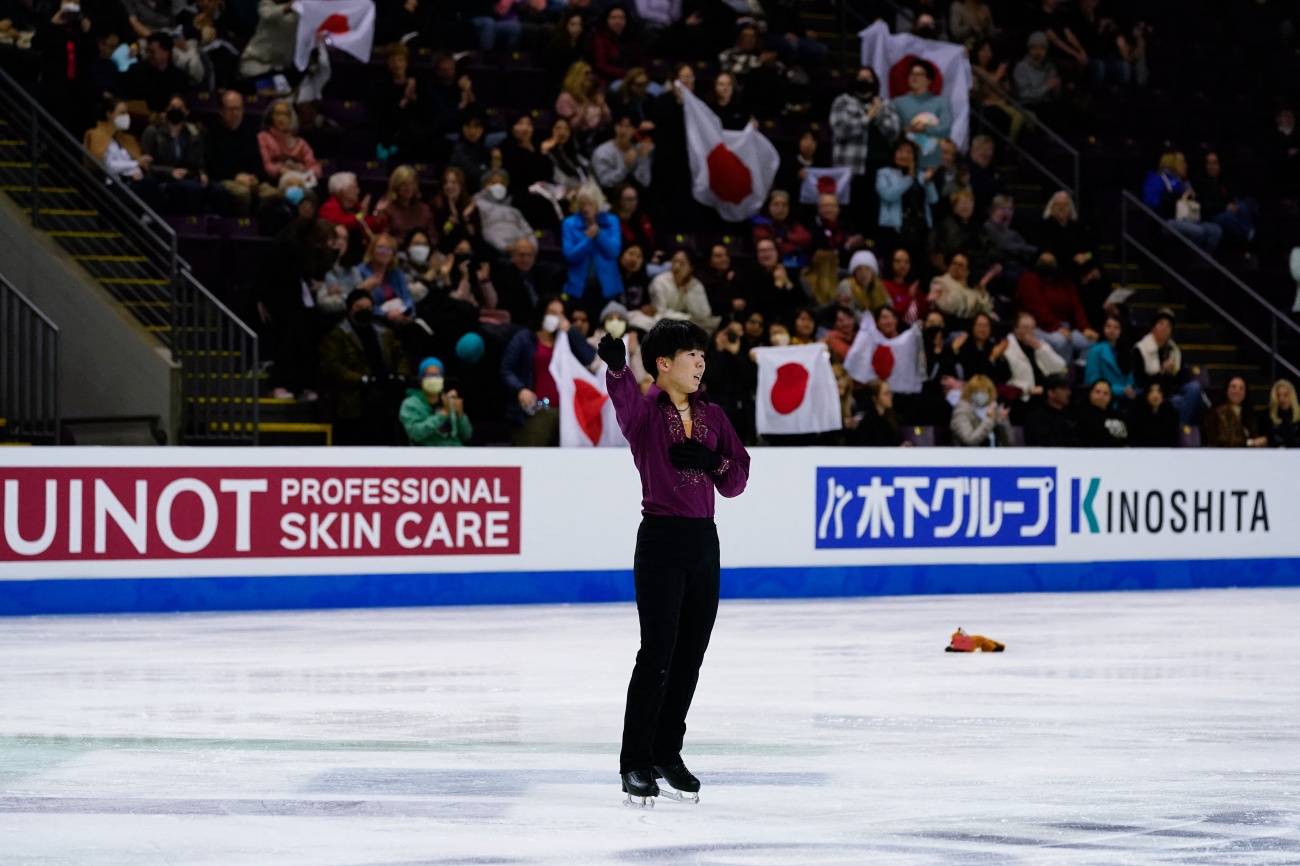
0;466;521;561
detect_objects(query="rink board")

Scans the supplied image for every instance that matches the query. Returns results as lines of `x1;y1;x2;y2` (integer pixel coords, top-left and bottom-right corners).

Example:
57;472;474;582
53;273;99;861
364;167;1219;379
1;448;1298;614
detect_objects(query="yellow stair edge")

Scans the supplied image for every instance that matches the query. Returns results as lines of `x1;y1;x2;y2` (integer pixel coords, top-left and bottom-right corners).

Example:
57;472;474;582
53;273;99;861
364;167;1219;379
209;421;333;445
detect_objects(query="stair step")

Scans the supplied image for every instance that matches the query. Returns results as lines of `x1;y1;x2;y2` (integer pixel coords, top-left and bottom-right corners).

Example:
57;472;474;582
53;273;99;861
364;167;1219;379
1204;362;1260;371
186;396;279;404
101;277;170;285
208;421;332;444
21;207;98;217
0;185;76;193
74;254;151;262
47;230;121;238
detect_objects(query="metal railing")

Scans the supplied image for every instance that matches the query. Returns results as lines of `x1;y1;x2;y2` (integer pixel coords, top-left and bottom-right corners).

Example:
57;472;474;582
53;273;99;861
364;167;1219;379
0;273;59;443
0;68;259;444
1120;191;1300;382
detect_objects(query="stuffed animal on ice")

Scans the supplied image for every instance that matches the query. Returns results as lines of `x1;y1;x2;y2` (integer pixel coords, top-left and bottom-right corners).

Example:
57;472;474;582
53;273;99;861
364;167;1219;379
945;628;1005;652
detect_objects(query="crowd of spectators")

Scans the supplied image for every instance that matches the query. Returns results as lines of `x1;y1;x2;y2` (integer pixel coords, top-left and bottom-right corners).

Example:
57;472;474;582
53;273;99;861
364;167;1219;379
1;0;1296;448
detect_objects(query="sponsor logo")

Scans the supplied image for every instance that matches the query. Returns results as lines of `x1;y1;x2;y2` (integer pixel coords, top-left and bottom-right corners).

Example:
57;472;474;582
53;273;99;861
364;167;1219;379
1070;478;1269;535
815;467;1056;549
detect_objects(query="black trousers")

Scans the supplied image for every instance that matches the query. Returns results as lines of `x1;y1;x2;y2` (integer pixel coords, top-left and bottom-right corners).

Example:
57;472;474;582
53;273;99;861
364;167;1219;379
619;515;721;773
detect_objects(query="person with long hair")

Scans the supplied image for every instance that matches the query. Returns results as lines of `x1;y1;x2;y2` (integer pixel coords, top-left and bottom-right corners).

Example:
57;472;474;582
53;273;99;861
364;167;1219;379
589;4;645;86
850;379;907;446
359;232;416;324
950;312;1004;381
881;247;928;324
429;166;480;253
544;8;586;96
751;190;812;269
1263;379;1300;448
1204;375;1267;447
555;60;613;136
1084;313;1135;405
376;164;432;246
1077;379;1130;447
1127;382;1179;448
877;138;938;251
501;112;564;228
1141;151;1223;252
541;116;591;193
951;374;1013;446
708;71;748;131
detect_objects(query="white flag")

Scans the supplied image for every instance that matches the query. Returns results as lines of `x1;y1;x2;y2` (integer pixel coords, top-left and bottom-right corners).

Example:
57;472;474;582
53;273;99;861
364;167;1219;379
859;20;973;149
548;333;629;448
799;166;853;205
754;344;842;435
679;84;779;222
293;0;375;71
842;316;926;394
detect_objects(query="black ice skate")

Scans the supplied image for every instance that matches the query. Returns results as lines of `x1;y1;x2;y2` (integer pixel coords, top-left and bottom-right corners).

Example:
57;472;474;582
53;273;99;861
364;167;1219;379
621;769;659;808
653;760;701;803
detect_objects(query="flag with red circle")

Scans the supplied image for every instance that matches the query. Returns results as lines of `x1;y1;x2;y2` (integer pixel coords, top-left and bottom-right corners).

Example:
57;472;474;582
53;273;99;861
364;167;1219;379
754;344;842;436
548;333;630;448
680;85;780;222
293;0;376;71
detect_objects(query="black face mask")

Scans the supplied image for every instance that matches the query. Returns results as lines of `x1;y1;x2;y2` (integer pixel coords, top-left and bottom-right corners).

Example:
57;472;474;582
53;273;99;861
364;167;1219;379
914;24;938;39
166;108;186;125
856;80;878;99
351;308;373;326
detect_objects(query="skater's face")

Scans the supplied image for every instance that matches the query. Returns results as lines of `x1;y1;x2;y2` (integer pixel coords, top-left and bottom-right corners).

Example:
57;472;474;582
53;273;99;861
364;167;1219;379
657;348;705;394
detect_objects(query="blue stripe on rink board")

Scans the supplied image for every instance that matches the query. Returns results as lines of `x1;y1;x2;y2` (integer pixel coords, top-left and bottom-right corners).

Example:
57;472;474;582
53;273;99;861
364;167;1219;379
2;559;1300;615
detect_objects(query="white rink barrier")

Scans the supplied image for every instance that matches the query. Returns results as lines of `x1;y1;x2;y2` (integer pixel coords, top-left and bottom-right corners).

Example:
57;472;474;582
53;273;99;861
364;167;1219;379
1;448;1297;614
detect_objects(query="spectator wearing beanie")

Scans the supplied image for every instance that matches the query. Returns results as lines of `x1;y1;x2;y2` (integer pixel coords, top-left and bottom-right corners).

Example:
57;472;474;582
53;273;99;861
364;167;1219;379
400;357;473;447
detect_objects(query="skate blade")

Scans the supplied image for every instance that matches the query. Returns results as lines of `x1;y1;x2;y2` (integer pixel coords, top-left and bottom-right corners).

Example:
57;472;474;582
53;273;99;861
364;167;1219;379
623;794;655;809
658;788;700;804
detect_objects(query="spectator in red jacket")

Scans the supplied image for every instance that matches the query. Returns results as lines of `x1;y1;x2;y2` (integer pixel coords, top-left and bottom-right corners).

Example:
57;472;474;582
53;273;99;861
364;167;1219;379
589;5;645;86
320;172;388;241
1014;250;1097;364
752;189;813;269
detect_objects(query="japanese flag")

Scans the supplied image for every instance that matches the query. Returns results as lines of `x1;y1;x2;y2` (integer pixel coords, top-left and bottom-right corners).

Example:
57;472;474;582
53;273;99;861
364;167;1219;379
754;344;842;436
859;20;972;148
548;333;629;448
680;85;779;222
293;0;375;71
799;166;853;205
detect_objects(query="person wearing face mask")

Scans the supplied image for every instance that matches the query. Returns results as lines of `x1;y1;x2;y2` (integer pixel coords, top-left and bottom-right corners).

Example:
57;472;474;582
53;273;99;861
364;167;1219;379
140;94;228;214
1014;251;1097;364
500;295;598;446
472;169;535;253
589;301;649;386
316;222;364;319
830;66;902;211
319;289;411;445
950;375;1013;447
399;357;473;447
84;97;162;209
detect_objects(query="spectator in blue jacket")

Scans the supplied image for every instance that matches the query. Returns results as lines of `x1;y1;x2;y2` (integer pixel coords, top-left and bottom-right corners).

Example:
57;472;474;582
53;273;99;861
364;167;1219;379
359;232;417;321
1141;151;1222;253
500;295;598;445
876;139;939;249
562;181;623;314
1084;314;1136;407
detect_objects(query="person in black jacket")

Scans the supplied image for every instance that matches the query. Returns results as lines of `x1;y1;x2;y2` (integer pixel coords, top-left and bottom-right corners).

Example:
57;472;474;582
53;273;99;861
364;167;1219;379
703;320;757;445
1127;382;1179;447
1024;373;1079;446
849;379;907;447
491;236;564;327
209;90;276;216
1262;379;1300;448
1077;379;1128;447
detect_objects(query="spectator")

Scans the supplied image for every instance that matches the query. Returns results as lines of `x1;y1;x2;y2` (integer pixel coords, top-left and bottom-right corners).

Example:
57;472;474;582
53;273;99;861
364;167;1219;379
591;301;649;388
809;192;865;266
700;243;743;316
704;319;758;444
359;232;417;325
1038;190;1103;318
648;63;696;228
929;252;995;323
123;31;191;114
764;0;829;69
542;116;591;193
501;295;596;445
1014;250;1096;363
1024;372;1078;446
494;235;563;325
984;194;1038;272
892;60;951;171
138;94;225;214
591;111;653;192
935;139;971;206
544;8;587;96
951;312;1004;380
316;222;363;318
123;0;175;38
951;374;1013;447
430;166;482;254
789;307;817;345
561;181;623;311
948;0;995;50
749;237;807;323
255;216;330;402
618;243;651;313
1204;375;1267;448
1012;32;1062;110
612;183;657;255
849;379;906;447
375;165;433;246
321;171;387;239
1127;382;1179;447
466;0;522;51
473;168;535;253
373;42;421;161
718;23;763;85
320;289;411;445
845;307;927;422
1263;379;1300;448
881;247;928;324
239;0;295;81
752;190;812;269
1265;106;1300;198
1002;311;1068;420
1077;379;1129;447
823;305;857;364
446;110;493;194
1075;0;1141;87
400;230;443;300
83;97;161;209
1141;151;1223;254
971;41;1026;141
1029;0;1087;79
1130;309;1205;427
742;310;770;352
258;100;321;188
400;357;473;446
826;249;890;318
590;5;644;86
611;66;656;129
1192;151;1255;247
636;249;718;332
423;54;477;143
209;90;276;217
501;112;563;228
877;139;938;251
774;128;820;206
555;60;613;137
929;189;981;270
967;132;1005;215
1084;314;1135;404
708;70;748;131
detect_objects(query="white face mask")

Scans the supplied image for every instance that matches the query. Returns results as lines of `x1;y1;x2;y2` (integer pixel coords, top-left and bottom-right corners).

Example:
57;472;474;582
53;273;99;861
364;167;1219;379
407;245;430;266
421;376;445;397
769;331;791;347
604;318;627;339
541;313;561;333
113;113;130;132
972;391;990;407
485;183;507;201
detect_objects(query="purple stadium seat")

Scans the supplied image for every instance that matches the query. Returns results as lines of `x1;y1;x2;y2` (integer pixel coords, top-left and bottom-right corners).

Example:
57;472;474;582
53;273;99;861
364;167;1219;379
1178;425;1202;448
902;426;936;447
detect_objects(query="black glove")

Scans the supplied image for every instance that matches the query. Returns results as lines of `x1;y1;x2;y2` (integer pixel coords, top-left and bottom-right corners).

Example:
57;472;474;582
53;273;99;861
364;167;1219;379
597;333;626;369
668;439;723;472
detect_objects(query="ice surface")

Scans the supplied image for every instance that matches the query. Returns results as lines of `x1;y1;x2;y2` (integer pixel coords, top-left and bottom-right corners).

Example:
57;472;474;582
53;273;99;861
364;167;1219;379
1;587;1299;865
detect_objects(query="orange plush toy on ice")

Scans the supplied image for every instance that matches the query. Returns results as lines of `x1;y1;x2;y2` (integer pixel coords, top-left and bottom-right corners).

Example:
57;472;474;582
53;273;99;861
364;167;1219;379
945;628;1005;653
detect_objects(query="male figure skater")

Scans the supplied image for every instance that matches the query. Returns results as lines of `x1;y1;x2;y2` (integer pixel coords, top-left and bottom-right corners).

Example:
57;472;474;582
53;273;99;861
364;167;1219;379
598;320;751;806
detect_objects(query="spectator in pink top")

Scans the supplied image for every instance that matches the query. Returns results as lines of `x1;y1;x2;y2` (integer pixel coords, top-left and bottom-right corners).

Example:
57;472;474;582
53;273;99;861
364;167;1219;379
257;99;321;187
555;60;613;137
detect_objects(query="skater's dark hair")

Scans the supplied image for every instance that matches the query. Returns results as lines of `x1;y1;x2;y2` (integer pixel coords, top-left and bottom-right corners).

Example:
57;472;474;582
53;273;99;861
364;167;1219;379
641;319;709;378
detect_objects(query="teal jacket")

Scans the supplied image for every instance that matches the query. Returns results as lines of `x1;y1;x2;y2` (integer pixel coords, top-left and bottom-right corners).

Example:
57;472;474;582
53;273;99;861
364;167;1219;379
399;391;473;446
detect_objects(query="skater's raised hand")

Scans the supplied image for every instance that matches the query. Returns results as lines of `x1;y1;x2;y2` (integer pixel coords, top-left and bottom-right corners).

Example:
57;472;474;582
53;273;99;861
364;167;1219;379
598;333;626;370
668;439;722;472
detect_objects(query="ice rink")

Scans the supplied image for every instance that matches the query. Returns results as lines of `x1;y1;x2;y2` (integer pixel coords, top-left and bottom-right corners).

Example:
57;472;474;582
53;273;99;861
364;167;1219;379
2;586;1299;865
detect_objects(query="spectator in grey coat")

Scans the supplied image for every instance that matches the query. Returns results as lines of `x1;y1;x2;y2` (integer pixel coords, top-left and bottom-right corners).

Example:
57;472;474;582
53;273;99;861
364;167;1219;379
591;112;653;193
1013;32;1061;107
